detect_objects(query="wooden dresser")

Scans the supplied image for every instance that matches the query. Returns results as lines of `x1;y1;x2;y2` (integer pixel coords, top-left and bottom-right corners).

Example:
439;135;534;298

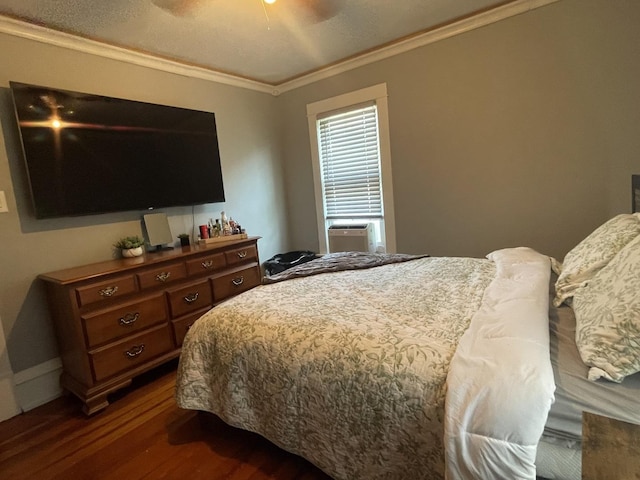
39;236;261;415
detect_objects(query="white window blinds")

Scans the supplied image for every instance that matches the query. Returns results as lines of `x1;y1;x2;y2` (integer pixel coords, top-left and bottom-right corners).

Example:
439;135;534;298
317;104;383;219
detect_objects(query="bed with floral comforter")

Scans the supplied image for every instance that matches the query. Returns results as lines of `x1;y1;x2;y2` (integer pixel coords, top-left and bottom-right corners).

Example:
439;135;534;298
175;248;555;480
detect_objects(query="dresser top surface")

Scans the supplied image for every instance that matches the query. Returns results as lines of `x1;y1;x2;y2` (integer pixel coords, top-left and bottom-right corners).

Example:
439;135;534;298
39;236;260;285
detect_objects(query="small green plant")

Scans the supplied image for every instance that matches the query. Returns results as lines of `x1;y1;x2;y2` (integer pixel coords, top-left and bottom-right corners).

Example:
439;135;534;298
114;235;145;249
177;233;189;239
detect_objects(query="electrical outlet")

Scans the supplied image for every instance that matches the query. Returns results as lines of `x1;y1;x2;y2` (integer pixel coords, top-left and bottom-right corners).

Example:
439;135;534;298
0;191;8;213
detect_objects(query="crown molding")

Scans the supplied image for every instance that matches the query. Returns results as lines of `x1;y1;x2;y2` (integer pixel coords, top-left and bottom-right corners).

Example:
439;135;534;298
0;0;561;96
0;15;276;95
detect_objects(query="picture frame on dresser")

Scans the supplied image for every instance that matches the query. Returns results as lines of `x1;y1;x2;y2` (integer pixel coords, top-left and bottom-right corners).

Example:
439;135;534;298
38;236;261;415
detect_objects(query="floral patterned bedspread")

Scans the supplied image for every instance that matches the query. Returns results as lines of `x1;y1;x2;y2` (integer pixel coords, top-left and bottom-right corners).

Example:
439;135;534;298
176;256;496;479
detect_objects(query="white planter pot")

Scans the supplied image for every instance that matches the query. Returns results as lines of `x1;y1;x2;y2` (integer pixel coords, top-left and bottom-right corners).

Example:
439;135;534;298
121;246;144;258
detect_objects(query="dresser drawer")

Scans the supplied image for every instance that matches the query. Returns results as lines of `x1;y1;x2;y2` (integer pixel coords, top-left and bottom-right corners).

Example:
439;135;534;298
185;253;225;277
167;279;213;318
224;244;258;266
76;275;138;307
81;294;167;348
90;324;173;382
212;265;261;302
172;308;209;347
136;263;187;290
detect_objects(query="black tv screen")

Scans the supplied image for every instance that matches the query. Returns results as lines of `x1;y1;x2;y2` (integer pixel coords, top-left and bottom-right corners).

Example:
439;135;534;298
10;82;225;218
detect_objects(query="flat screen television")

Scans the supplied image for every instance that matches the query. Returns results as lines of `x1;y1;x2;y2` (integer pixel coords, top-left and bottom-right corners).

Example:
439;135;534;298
10;81;225;218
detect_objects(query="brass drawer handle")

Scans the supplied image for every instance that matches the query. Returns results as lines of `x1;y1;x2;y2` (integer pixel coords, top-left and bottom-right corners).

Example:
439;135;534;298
201;260;214;269
125;344;145;358
183;292;199;304
99;286;119;297
119;312;139;326
236;250;247;259
232;276;244;286
155;272;171;282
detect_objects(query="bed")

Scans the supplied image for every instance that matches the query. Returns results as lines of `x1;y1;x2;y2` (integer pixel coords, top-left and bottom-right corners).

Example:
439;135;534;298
175;213;640;480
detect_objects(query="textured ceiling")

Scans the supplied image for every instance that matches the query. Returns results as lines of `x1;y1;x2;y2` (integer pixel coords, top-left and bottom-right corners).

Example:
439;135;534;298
1;0;515;85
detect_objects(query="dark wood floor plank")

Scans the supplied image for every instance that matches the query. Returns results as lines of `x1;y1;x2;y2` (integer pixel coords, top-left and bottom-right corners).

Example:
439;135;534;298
0;361;332;480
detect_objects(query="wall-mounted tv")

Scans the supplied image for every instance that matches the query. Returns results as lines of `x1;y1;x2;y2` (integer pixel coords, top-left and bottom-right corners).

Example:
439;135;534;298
10;81;225;219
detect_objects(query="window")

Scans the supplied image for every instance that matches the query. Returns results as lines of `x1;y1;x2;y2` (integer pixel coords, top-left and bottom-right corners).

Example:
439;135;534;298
318;104;381;220
307;84;396;253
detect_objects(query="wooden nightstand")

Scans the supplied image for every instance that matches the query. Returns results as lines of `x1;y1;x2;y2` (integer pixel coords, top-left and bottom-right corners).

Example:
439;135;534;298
582;411;640;479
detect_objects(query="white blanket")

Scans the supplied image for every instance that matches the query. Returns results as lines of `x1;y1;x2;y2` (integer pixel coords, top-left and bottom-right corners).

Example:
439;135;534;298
445;247;556;479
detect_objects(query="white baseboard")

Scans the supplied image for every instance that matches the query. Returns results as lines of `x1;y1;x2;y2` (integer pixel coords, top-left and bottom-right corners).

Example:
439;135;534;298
13;357;63;412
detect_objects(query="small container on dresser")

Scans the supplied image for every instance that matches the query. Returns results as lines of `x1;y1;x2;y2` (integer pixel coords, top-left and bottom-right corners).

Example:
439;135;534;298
39;236;261;415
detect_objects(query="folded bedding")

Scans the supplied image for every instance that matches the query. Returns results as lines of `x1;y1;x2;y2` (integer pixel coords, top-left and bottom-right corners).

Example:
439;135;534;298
262;250;429;283
445;248;555;479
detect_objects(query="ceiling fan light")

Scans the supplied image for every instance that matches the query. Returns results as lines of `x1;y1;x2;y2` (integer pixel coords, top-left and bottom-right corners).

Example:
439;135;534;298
263;0;276;4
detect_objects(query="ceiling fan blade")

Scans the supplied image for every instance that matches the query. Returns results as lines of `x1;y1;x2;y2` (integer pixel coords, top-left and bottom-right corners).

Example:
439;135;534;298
291;0;345;23
151;0;344;22
151;0;203;16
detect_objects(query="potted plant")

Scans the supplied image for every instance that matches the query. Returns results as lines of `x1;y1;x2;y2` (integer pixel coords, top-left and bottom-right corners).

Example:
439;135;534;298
114;235;145;258
178;233;190;247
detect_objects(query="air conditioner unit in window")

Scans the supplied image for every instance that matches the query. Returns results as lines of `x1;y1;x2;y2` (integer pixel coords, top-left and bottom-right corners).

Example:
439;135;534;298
328;224;374;253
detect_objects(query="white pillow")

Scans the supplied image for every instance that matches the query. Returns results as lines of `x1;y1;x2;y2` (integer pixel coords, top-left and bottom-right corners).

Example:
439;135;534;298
573;233;640;383
554;213;640;306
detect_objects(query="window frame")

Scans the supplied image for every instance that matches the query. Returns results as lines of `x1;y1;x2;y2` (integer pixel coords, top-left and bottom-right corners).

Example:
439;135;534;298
307;83;396;254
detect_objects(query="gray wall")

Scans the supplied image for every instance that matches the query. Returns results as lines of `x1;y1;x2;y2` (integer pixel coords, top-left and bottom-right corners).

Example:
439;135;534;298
280;0;640;259
0;33;287;373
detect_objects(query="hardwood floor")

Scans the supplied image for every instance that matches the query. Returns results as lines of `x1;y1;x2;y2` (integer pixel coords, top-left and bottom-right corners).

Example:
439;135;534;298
0;360;332;480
